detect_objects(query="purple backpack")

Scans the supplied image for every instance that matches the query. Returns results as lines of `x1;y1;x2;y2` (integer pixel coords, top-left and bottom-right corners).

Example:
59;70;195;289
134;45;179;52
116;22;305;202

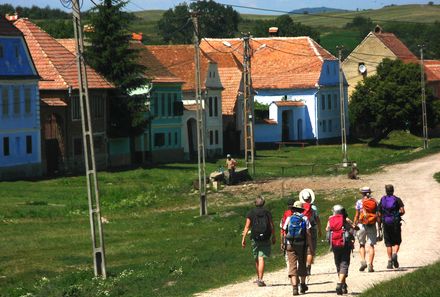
381;195;400;224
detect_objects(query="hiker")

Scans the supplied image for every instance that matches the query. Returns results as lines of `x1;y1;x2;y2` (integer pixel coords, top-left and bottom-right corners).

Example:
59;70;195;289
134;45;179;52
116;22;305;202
282;201;313;295
348;163;359;180
327;204;355;295
225;154;237;185
378;184;405;269
241;196;276;287
353;186;381;272
280;198;295;251
299;188;322;276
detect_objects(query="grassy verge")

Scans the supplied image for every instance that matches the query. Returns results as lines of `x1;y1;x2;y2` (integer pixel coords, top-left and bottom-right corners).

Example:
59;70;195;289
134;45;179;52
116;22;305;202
0;132;439;296
359;171;440;297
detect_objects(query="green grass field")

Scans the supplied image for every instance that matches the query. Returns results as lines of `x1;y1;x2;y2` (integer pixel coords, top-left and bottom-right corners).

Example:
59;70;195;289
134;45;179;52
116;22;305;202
1;132;439;296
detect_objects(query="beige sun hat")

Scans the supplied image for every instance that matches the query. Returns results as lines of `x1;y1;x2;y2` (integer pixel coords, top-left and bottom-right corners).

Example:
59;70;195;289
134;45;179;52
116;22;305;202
292;200;304;211
359;186;372;193
299;188;315;204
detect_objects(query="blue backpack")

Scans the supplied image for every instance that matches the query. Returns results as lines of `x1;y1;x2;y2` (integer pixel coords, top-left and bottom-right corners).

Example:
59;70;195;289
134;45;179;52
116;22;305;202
286;214;306;244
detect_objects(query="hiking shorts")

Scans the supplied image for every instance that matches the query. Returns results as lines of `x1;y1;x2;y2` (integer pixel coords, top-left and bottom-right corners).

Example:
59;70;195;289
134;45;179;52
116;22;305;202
307;227;318;256
383;222;402;247
251;239;271;259
357;224;377;246
286;243;307;277
333;246;351;276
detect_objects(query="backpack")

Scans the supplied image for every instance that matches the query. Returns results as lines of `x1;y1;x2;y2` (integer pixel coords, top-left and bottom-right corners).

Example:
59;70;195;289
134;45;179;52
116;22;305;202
302;203;316;226
381;195;400;225
329;214;353;249
251;211;271;241
285;213;306;245
360;198;377;225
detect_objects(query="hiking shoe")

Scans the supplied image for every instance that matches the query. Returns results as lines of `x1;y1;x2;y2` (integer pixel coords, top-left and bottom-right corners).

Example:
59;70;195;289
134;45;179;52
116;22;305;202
292;287;299;296
359;261;367;271
392;253;399;268
257;280;266;287
387;260;393;269
300;283;308;293
336;283;343;295
368;265;374;272
342;283;348;294
306;265;311;276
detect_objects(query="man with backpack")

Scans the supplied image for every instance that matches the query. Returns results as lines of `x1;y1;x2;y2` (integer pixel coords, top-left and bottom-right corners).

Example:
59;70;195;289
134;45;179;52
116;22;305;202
299;188;322;276
326;204;355;295
378;184;405;269
241;196;276;287
282;201;313;295
353;186;381;272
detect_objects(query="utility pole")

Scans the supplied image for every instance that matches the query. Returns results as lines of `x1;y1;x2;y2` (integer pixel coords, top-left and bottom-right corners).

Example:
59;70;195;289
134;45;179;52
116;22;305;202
191;12;207;216
419;45;429;149
72;0;106;278
337;46;348;166
242;33;255;175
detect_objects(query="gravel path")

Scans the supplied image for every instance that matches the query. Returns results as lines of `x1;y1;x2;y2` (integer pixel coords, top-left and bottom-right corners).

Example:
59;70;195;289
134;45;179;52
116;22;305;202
195;152;440;297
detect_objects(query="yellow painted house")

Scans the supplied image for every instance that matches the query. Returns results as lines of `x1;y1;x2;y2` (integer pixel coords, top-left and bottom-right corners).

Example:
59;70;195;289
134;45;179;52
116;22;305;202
342;26;418;99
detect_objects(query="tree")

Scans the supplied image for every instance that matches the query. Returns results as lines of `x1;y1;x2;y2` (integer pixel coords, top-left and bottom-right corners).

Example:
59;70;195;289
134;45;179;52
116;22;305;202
349;58;440;145
157;0;240;44
252;15;320;42
344;16;374;38
85;0;148;139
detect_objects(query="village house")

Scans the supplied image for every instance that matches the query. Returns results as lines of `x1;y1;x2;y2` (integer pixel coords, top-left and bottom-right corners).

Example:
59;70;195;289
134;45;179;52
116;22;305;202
0;16;41;180
201;36;349;145
14;18;114;175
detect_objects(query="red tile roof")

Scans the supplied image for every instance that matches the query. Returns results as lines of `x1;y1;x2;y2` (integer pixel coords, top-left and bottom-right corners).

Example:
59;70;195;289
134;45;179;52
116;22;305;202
56;38;76;54
183;103;198;111
14;19;113;90
257;118;277;125
0;16;22;36
41;97;67;106
425;60;440;82
373;32;417;62
273;101;305;107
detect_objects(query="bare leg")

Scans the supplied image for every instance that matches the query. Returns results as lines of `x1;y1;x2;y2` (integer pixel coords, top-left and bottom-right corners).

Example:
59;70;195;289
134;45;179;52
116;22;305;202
393;245;400;254
359;245;366;262
368;245;375;266
257;257;265;280
387;246;393;259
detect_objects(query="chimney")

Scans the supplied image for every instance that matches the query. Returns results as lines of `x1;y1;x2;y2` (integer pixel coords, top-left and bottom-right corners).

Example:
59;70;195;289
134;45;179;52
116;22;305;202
268;27;279;37
132;32;143;42
374;25;383;34
5;13;18;22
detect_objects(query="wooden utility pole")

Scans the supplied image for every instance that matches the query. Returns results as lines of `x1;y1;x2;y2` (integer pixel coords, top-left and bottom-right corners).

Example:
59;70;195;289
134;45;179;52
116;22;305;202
337;46;348;165
242;33;255;174
191;12;207;216
72;0;107;278
419;45;429;149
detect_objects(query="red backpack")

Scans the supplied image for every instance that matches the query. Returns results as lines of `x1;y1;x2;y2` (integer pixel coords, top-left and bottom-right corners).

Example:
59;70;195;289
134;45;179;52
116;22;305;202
329;214;353;249
302;202;316;226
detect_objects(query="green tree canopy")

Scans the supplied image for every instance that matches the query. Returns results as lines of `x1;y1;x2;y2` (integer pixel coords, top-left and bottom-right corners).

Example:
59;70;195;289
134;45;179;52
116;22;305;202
251;15;320;41
85;0;148;137
349;58;440;145
344;16;374;38
157;0;240;44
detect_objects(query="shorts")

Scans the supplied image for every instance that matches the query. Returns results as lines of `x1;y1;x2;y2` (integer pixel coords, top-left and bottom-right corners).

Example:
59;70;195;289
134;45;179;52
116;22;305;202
286;243;307;277
357;224;377;246
383;222;402;247
251;239;271;259
333;246;351;276
307;227;317;256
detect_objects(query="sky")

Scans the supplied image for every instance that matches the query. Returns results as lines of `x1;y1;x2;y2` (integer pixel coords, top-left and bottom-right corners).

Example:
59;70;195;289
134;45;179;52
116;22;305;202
1;0;440;14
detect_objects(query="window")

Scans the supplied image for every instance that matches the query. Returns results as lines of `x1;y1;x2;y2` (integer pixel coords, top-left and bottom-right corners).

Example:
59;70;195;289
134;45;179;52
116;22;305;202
333;94;338;110
154;133;165;147
153;94;158;116
209;130;213;145
327;94;332;110
3;137;10;156
173;94;177;116
13;87;20;115
24;88;31;114
321;95;325;110
15;137;20;155
92;96;104;118
168;132;171;146
94;135;103;153
174;132;178;145
1;87;8;116
161;94;165;116
167;94;172;116
323;120;327;132
209;97;213;117
329;120;333;132
14;44;19;59
215;130;219;145
214;96;218;116
26;135;32;154
74;138;82;155
0;44;3;58
72;95;80;120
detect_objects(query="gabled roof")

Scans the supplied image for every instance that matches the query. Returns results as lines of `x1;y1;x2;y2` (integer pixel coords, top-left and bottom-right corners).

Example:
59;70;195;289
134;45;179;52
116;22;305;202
201;37;337;90
14;19;113;90
425;60;440;82
373;32;417;62
56;38;76;54
0;16;22;36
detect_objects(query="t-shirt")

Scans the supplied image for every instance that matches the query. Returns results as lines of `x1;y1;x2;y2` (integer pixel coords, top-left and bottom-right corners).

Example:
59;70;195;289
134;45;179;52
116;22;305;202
247;207;273;227
280;209;293;229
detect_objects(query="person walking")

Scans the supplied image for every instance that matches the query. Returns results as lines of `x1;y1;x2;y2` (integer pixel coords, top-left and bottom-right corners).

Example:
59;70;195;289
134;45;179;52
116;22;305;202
280;198;295;251
225;154;237;185
299;188;322;276
327;205;355;295
282;201;313;295
378;184;405;269
353;186;381;272
242;196;276;287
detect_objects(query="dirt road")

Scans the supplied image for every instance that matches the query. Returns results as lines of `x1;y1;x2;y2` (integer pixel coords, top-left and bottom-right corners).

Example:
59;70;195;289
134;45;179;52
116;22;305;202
195;152;440;297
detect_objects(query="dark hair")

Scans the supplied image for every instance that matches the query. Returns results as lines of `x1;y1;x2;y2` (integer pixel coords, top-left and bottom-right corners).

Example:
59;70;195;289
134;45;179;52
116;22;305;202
385;184;394;195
